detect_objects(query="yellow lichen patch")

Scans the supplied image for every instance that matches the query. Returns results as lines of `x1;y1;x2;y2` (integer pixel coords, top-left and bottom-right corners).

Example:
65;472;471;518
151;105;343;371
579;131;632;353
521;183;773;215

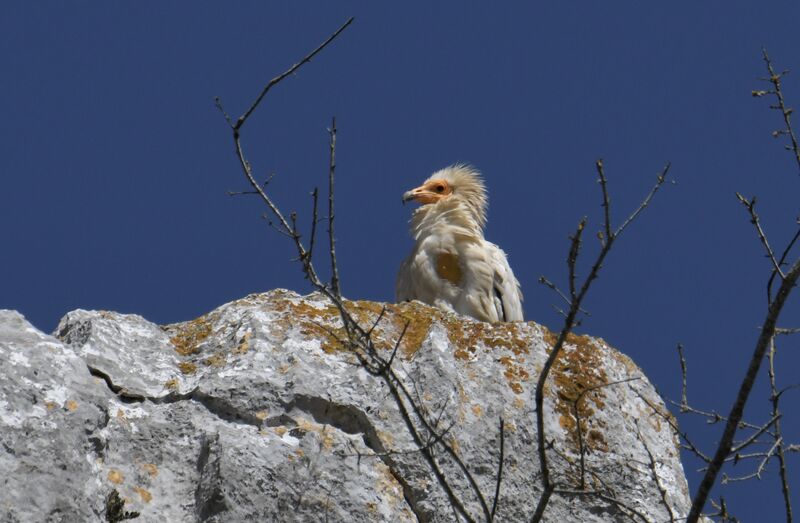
141;463;158;477
133;487;152;503
168;317;213;356
202;353;227;368
587;429;608;452
320;430;335;450
234;331;252;354
107;469;124;485
548;333;609;452
116;409;126;420
498;355;529;395
177;362;197;375
375;462;405;508
391;306;434;358
255;410;268;421
481;322;530;355
449;437;461;457
65;400;78;412
45;401;57;411
512;397;526;410
471;404;483;417
273;426;288;437
377;430;395;447
164;378;179;391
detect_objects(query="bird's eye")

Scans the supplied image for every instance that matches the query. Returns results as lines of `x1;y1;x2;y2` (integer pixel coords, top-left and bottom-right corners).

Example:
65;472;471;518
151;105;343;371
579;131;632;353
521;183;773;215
435;185;445;193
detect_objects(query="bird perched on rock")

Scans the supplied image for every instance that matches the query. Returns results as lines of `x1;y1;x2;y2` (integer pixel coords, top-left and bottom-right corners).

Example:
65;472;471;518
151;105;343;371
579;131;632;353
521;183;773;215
397;164;523;322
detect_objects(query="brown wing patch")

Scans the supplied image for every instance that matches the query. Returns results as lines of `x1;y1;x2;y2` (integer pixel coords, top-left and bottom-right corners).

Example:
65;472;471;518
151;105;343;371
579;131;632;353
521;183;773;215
435;253;463;285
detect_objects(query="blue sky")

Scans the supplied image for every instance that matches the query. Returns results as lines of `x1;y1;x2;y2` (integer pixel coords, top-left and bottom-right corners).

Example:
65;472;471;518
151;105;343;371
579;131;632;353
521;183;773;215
2;3;798;519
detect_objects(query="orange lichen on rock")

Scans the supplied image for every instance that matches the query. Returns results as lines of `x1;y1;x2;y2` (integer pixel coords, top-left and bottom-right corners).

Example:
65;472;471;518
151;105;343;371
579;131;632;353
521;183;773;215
548;331;610;452
168;317;212;356
107;469;124;485
141;463;158;477
177;362;197;375
133;487;152;503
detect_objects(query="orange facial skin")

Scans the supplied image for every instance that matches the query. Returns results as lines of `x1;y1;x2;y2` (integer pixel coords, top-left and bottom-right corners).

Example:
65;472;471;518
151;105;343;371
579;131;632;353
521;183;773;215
401;179;453;205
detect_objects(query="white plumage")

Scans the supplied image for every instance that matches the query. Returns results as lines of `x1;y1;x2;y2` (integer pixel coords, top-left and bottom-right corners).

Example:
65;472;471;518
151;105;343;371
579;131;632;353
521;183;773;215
396;164;523;322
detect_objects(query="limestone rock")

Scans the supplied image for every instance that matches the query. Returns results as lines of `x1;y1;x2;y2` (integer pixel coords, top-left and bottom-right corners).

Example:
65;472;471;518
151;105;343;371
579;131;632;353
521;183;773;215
1;290;693;522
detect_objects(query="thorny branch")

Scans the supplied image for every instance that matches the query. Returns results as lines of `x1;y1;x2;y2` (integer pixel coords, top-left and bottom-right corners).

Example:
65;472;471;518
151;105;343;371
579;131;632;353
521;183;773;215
768;337;793;522
328;117;341;298
686;49;800;523
217;19;500;523
753;48;800;172
530;159;670;522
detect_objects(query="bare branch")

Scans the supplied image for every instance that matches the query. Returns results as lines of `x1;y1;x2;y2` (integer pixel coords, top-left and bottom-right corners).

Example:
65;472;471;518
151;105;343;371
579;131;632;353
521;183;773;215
687;51;800;522
723;437;782;483
677;344;689;410
531;160;670;523
730;414;781;454
758;48;800;172
490;418;505;521
635;389;711;464
538;276;591;316
614;163;671;237
307;188;320;263
735;193;784;285
597;159;612;244
767;337;794;522
769;225;800;300
328;117;342;298
235;18;354;131
686;258;800;522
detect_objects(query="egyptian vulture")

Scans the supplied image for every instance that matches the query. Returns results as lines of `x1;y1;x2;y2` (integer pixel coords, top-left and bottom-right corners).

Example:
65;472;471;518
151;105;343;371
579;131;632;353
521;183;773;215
396;164;523;323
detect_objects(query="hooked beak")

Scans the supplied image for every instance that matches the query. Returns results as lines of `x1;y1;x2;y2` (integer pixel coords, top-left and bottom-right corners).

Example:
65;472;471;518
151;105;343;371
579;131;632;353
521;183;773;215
401;184;440;206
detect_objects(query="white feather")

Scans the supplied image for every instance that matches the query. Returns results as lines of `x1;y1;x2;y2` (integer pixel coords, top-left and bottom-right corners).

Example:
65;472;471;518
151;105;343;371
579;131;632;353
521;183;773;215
397;165;523;322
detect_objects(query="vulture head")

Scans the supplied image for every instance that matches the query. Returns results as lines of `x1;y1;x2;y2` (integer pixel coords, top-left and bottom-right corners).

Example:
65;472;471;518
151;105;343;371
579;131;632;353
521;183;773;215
401;164;488;230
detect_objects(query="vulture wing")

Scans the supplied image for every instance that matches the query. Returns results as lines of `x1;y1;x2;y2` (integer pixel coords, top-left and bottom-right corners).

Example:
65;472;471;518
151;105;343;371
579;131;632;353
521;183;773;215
485;241;524;322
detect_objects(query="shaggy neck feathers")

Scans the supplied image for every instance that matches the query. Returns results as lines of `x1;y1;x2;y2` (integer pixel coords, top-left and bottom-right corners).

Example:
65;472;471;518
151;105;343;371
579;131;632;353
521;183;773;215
408;164;488;241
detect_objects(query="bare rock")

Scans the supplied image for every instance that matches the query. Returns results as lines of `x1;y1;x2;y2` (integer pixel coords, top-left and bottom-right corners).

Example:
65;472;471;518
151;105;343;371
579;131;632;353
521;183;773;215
0;290;692;522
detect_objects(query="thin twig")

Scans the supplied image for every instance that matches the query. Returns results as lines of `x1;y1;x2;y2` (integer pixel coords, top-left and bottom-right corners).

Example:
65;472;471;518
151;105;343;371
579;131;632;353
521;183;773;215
735;193;784;284
730;414;781;454
769;225;800;301
597;159;612;245
757;48;800;172
614;163;671;237
767;336;794;522
538;276;591;316
490;418;505;521
723;437;783;483
328;117;341;297
531;160;670;523
635;389;711;463
677;344;688;409
235;18;354;131
307;188;320;263
686;259;800;522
